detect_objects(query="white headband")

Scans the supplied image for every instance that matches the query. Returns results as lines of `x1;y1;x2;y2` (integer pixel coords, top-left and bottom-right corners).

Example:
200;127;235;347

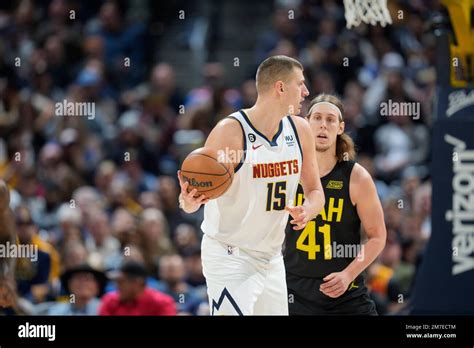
308;101;343;121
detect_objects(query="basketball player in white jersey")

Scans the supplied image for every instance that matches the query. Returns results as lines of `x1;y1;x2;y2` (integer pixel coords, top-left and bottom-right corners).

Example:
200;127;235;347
178;55;325;315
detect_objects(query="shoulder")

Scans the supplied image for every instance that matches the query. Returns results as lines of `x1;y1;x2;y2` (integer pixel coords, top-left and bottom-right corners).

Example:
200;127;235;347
47;302;70;315
288;115;311;141
100;291;119;304
33;236;56;255
288;115;309;130
149;288;174;303
147;288;175;311
85;298;101;315
205;114;243;149
351;162;373;185
213;114;243;134
350;163;376;202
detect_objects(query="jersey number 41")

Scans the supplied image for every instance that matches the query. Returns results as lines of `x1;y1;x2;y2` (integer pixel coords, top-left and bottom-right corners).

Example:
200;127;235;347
296;222;332;260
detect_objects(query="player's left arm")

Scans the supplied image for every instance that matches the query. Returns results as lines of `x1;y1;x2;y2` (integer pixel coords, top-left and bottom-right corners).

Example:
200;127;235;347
285;116;325;230
320;163;386;298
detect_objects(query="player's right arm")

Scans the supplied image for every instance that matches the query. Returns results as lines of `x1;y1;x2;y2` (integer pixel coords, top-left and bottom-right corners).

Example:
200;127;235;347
177;118;243;214
0;180;17;308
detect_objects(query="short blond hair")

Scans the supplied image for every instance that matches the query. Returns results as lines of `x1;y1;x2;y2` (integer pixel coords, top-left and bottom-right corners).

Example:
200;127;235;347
256;55;303;92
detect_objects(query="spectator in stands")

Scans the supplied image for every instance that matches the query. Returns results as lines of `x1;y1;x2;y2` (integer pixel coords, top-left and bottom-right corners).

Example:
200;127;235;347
173;223;199;256
52;203;84;251
48;263;107;315
158;175;199;235
99;261;176;315
85;209;121;270
157;254;205;315
94;160;117;197
104;244;163;293
61;241;89;271
373;113;429;181
137;208;174;274
14;206;53;303
85;0;147;89
110;207;139;248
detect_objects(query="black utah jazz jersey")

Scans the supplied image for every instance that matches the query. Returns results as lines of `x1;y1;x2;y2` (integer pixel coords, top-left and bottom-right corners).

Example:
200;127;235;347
284;160;361;279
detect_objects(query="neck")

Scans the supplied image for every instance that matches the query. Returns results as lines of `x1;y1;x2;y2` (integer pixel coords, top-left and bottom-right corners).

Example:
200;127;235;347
73;296;89;309
316;147;338;177
245;96;287;140
126;287;145;302
169;281;186;293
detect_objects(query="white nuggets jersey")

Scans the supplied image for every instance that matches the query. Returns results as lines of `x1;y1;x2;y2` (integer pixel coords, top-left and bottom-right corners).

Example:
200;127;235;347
201;110;303;255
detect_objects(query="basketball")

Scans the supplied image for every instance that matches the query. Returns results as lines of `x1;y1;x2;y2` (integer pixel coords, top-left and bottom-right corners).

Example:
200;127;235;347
180;147;234;199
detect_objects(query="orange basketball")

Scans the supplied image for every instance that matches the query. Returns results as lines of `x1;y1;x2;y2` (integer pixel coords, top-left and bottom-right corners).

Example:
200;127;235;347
180;147;234;200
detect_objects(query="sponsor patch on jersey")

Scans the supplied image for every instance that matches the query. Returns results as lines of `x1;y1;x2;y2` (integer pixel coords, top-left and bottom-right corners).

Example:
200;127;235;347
326;180;343;189
285;134;295;146
248;133;256;142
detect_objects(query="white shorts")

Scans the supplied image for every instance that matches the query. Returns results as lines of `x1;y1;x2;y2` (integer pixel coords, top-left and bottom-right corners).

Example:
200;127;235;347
201;234;288;315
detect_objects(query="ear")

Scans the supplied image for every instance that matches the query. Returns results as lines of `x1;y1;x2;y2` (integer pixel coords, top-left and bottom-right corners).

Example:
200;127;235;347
275;81;284;94
338;121;345;135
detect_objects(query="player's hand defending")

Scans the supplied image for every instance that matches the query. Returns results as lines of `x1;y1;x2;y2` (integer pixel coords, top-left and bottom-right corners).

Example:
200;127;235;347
320;271;352;298
177;170;209;213
285;204;309;230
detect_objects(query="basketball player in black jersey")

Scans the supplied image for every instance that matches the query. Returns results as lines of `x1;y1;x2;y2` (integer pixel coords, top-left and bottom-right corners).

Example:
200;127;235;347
284;94;386;315
0;180;16;308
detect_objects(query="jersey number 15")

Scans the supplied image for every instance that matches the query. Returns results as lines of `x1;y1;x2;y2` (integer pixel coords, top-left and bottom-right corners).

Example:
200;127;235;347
266;181;286;211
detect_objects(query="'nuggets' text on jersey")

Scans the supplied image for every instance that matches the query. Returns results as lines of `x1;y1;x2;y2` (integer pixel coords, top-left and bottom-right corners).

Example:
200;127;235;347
253;160;299;178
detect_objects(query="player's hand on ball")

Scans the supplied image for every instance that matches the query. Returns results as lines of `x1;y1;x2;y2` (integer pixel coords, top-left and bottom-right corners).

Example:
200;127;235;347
285;204;308;230
320;271;352;298
177;170;209;212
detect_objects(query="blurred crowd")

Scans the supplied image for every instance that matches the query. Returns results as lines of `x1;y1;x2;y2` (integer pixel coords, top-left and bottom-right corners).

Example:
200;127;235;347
0;0;438;315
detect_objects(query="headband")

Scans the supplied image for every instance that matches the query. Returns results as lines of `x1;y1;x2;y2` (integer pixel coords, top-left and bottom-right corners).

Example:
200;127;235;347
307;101;343;121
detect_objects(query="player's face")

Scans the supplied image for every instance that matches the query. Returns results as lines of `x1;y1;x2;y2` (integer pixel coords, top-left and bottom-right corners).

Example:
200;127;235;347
284;68;309;115
307;103;344;152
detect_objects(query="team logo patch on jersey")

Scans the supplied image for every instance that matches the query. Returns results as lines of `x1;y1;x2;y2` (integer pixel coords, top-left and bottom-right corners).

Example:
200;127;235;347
248;133;256;142
326;180;343;189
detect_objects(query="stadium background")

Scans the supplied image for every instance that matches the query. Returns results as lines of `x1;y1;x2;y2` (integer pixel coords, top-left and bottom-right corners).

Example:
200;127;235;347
0;0;439;315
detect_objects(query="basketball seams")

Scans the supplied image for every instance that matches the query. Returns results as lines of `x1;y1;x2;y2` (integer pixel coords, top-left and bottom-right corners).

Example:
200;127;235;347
182;150;234;198
181;170;229;177
187;152;233;177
